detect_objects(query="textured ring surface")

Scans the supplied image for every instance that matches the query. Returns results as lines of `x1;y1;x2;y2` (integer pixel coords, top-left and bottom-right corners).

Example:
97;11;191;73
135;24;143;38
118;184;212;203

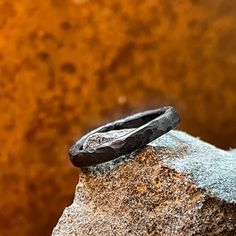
69;106;180;167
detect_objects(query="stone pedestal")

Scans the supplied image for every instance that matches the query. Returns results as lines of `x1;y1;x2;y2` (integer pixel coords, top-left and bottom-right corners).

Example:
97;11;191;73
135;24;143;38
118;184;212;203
52;130;236;235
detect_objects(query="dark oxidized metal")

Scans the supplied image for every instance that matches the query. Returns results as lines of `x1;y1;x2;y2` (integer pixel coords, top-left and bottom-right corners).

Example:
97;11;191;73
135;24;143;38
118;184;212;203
69;106;180;167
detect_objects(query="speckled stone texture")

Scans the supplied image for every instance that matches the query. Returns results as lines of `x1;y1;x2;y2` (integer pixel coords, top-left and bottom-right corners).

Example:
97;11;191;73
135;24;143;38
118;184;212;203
52;130;236;235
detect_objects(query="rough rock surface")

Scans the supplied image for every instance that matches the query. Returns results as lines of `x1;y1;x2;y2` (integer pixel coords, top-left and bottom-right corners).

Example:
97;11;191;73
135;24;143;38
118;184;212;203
52;130;236;235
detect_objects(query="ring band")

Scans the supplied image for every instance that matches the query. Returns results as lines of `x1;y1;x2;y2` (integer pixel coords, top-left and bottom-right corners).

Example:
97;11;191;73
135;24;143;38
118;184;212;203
69;106;180;167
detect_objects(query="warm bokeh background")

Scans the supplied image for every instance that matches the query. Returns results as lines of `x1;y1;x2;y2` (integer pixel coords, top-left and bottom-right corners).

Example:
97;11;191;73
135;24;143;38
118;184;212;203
0;0;236;235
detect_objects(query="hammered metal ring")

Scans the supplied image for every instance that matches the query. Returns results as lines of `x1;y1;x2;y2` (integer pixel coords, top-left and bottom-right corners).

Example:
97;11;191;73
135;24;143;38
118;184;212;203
69;106;180;167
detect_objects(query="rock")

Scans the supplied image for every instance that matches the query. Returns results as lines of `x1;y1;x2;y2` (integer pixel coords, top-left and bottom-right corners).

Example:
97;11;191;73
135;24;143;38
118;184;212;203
52;130;236;235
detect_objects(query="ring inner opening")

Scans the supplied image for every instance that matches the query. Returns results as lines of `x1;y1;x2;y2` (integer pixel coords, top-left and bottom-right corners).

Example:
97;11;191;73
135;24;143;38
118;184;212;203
105;109;166;131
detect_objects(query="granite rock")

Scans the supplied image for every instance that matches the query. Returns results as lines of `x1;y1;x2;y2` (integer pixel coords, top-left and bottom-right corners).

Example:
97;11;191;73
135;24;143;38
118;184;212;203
52;130;236;235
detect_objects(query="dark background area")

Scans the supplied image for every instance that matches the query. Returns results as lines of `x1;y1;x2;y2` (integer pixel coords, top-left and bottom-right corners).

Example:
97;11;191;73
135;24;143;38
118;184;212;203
0;0;235;235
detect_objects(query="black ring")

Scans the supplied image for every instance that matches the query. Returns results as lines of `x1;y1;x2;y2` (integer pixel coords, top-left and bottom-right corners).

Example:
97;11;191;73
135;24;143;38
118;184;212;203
69;106;180;167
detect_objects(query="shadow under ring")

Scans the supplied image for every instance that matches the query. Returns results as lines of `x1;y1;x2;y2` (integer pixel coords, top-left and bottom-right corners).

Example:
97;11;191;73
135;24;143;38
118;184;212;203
69;106;180;168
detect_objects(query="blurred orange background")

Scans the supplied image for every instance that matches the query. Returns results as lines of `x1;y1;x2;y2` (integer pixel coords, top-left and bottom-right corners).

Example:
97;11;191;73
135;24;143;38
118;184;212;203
0;0;236;235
